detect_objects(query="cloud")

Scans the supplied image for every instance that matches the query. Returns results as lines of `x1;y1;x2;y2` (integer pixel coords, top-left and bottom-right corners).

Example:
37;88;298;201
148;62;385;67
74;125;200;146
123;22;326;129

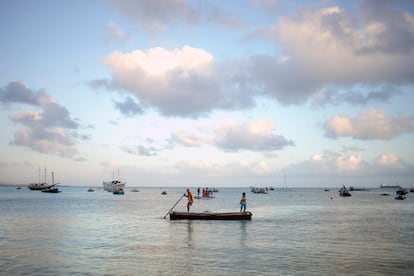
324;108;414;140
122;144;158;156
100;45;236;117
106;22;130;43
288;150;414;178
97;2;414;117
108;0;243;33
214;118;294;152
242;1;414;105
1;81;86;157
175;159;275;178
171;130;203;147
108;0;198;33
114;96;144;117
202;3;244;29
341;145;365;153
310;85;402;106
171;118;294;152
356;0;414;55
0;81;53;106
11;127;78;157
373;153;413;176
74;157;87;162
121;118;293;157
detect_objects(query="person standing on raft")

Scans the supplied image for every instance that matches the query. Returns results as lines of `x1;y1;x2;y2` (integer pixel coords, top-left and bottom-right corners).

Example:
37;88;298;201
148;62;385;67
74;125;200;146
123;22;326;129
240;192;247;212
184;188;194;212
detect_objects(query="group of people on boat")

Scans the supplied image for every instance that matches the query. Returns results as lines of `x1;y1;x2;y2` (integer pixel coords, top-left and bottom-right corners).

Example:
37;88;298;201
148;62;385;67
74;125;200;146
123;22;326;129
184;188;247;213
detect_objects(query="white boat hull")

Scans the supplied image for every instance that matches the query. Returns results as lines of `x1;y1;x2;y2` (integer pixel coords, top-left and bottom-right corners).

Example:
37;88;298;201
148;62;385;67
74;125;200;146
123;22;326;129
103;181;126;192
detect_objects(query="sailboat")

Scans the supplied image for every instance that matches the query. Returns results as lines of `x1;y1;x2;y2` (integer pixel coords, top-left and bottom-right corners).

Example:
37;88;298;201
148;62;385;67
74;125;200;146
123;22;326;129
41;172;61;193
278;170;288;191
28;167;53;190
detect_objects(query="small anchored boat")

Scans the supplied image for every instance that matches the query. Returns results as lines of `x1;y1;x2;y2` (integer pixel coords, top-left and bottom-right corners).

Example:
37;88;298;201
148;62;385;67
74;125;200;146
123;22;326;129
339;185;352;197
395;194;406;200
113;186;125;195
169;211;252;220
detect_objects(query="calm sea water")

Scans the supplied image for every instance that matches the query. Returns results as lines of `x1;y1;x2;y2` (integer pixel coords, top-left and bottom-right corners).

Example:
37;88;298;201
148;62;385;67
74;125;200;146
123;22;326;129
0;186;413;275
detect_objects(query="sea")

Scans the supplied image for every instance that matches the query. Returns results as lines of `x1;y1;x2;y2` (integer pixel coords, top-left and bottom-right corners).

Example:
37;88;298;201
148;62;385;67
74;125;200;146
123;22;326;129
1;186;413;275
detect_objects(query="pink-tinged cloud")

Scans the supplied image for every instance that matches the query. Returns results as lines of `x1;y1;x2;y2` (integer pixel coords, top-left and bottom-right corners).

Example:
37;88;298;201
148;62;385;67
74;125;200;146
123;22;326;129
1;81;87;158
324;108;413;140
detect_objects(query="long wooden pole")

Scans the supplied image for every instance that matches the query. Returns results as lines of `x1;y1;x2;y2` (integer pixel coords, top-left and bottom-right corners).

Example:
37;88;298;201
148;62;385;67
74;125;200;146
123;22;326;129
163;194;185;219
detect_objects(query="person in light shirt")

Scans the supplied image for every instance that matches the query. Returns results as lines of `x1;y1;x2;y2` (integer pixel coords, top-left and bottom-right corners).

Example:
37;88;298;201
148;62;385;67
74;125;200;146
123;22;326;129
240;192;247;212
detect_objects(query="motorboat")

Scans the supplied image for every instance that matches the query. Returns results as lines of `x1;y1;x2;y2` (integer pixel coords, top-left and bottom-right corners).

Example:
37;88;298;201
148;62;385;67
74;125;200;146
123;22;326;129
396;187;408;196
395;194;406;200
103;180;126;192
42;186;61;193
113;185;125;195
250;187;268;194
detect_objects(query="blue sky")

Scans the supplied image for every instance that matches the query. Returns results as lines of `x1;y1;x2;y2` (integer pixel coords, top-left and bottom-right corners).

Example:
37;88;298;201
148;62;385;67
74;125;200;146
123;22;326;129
1;0;413;187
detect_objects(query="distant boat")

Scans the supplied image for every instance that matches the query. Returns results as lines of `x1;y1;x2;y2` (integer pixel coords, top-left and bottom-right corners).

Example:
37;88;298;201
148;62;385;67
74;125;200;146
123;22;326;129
395;187;408;196
380;184;402;189
103;169;126;192
250;187;267;194
113;185;124;195
339;185;352;197
395;194;406;200
169;211;253;220
88;187;94;192
41;172;61;193
28;167;54;191
131;188;139;192
161;191;167;195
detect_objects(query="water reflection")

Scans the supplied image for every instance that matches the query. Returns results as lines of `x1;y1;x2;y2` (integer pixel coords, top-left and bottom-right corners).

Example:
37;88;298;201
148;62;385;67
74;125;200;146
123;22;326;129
239;220;248;246
185;220;193;247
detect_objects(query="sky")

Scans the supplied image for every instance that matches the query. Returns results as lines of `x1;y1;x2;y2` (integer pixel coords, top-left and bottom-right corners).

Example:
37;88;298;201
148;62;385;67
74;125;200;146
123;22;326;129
1;0;414;188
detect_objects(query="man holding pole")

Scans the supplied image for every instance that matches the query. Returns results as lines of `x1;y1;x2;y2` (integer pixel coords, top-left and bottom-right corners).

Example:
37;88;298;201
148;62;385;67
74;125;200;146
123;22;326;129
184;188;194;212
